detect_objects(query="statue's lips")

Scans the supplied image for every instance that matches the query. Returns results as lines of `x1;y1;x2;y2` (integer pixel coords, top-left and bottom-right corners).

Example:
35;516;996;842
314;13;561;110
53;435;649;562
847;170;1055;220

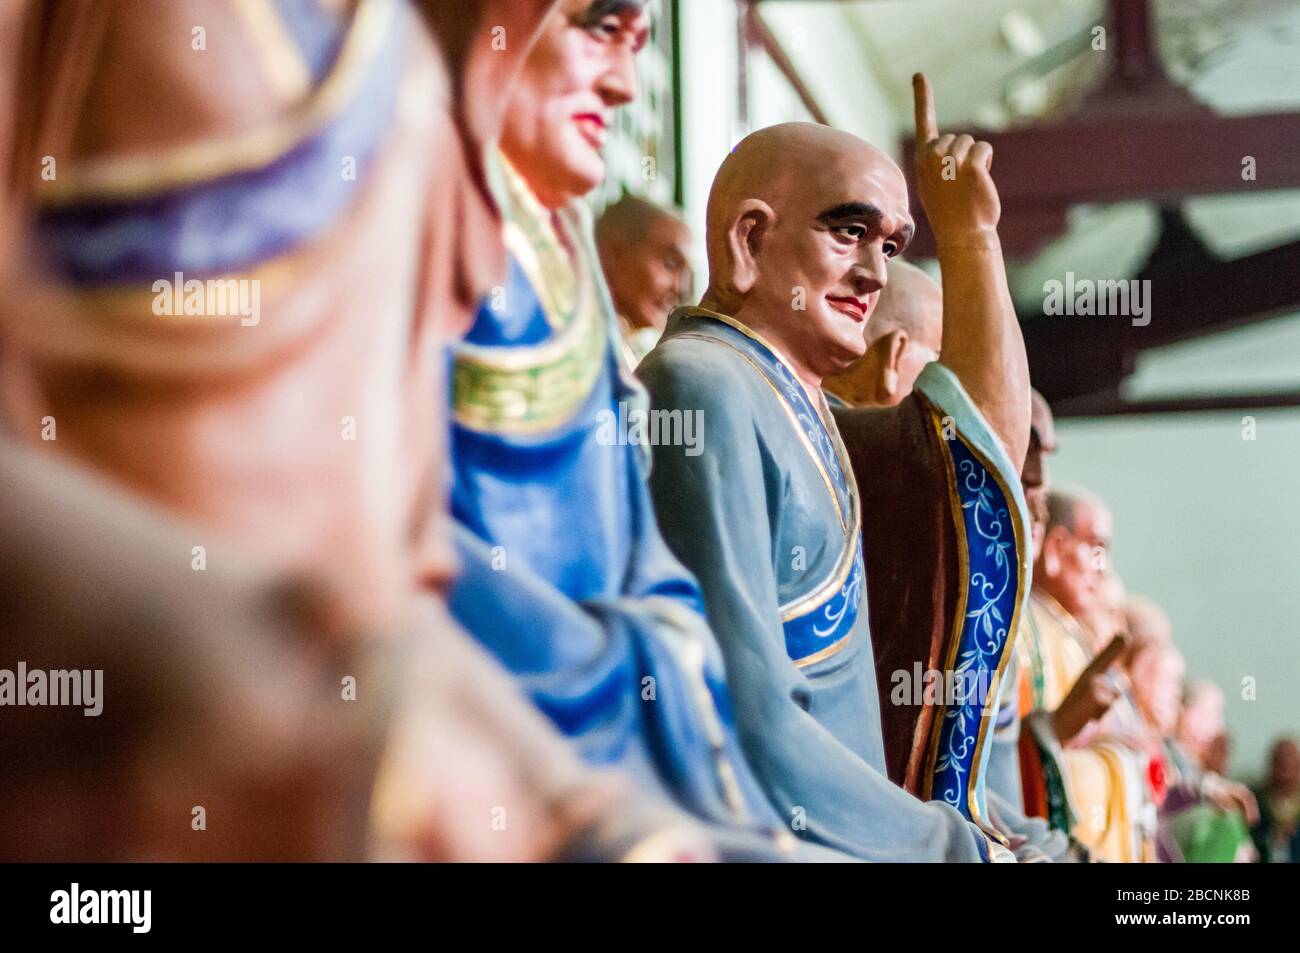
826;296;867;322
573;113;608;149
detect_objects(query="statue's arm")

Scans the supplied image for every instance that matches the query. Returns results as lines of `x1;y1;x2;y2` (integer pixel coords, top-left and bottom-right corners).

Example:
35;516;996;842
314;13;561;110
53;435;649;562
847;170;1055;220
911;73;1030;469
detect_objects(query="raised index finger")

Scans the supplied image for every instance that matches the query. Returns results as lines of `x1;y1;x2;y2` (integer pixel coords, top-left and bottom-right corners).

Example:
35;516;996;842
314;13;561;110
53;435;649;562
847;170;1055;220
913;72;938;146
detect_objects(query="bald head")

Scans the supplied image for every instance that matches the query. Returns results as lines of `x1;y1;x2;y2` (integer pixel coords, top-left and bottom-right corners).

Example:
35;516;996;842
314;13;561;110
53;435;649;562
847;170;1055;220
869;260;944;346
1130;641;1186;737
1036;485;1113;619
1177;678;1225;759
704;124;905;276
1125;594;1172;650
1022;388;1056;558
698;122;914;387
596;195;691;332
1030;389;1056;453
1045;485;1110;536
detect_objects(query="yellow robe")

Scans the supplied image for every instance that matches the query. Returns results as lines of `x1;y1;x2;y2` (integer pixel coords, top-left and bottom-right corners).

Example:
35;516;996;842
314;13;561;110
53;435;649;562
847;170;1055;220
1017;590;1154;861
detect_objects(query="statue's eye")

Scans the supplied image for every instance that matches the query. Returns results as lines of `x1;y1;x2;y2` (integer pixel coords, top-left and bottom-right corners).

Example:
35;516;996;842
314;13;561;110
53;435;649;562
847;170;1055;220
833;225;865;241
591;16;622;40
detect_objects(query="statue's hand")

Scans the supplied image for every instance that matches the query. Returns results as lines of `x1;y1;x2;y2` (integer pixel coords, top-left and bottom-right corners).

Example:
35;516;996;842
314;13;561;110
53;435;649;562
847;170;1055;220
1204;775;1260;826
912;73;1000;250
1051;633;1128;744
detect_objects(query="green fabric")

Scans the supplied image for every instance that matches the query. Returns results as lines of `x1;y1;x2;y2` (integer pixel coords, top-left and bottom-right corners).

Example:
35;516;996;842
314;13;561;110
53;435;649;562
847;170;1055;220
1170;804;1251;863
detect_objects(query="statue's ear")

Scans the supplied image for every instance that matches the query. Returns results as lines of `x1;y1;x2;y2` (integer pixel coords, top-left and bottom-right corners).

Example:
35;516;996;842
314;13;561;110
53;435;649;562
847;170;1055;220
726;199;774;296
882;331;908;400
1041;524;1066;578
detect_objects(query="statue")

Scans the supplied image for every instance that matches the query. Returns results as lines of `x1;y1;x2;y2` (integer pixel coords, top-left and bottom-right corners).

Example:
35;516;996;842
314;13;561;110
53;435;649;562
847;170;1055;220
639;75;1036;859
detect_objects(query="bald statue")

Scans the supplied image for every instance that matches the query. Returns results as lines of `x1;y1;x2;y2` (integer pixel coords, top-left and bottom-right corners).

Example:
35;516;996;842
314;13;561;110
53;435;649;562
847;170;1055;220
1023;389;1058;556
596;194;692;364
1125;594;1173;653
639;75;1038;861
823;259;943;408
1017;486;1163;860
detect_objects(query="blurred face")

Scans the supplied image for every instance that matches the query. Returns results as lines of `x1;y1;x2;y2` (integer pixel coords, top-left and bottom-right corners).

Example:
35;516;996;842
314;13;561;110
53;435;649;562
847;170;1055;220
744;150;913;382
1038;499;1112;618
1272;740;1300;791
1177;688;1225;753
1022;439;1049;559
1202;733;1231;774
501;1;649;209
1131;646;1185;737
607;215;692;331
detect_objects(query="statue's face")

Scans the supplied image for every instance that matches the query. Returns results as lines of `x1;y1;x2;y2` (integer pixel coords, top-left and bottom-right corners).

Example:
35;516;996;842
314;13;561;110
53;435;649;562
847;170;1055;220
1178;689;1224;751
1273;740;1300;790
1041;498;1112;617
1021;440;1049;558
608;215;692;331
747;149;912;380
1132;646;1185;737
501;1;649;208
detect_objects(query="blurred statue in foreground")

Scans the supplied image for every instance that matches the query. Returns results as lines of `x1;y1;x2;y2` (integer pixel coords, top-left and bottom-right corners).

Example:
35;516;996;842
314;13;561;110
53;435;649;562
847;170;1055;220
1;0;687;862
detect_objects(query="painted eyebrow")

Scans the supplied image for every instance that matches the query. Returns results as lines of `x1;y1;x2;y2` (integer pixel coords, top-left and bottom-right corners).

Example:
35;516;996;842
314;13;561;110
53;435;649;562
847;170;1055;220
582;0;646;24
818;203;915;249
817;202;882;225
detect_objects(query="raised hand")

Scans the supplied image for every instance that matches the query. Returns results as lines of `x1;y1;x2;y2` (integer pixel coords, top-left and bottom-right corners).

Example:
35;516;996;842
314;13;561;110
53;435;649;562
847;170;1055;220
912;73;1000;249
1052;633;1129;744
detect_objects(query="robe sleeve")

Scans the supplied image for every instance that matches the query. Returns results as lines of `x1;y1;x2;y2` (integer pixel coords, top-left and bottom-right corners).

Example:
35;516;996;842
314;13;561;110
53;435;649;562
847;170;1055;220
986;652;1027;811
451;523;758;824
640;348;991;862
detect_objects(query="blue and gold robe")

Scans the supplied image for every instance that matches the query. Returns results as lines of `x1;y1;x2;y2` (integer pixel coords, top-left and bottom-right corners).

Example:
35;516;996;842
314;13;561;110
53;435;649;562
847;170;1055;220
447;163;840;858
640;306;1037;860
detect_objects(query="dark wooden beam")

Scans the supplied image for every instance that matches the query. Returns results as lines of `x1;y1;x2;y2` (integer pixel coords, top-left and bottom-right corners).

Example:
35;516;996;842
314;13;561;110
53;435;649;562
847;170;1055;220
1053;390;1300;418
1022;225;1300;404
901;110;1300;256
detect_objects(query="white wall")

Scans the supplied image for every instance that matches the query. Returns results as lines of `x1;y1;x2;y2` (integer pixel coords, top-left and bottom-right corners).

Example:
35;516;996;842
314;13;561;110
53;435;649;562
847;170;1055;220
676;0;900;291
1052;317;1300;780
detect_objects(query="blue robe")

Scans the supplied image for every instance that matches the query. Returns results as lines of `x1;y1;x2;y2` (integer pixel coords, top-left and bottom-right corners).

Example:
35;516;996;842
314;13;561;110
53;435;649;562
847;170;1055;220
447;162;840;859
640;306;1033;861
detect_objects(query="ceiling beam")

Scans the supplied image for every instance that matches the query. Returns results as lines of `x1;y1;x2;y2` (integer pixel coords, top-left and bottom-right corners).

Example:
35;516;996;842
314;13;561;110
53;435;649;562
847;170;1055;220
1053;390;1300;418
1022;222;1300;404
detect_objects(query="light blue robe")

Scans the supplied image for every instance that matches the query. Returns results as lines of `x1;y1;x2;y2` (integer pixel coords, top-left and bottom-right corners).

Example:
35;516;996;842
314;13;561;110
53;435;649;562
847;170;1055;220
639;307;1016;861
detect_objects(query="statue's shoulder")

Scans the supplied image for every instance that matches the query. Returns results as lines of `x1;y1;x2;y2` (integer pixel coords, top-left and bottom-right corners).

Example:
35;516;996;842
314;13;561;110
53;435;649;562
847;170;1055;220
638;333;764;415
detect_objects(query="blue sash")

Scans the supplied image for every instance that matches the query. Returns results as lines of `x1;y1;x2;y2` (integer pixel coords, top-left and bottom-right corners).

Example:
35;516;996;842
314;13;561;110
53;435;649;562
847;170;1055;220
670;310;865;669
915;364;1030;828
